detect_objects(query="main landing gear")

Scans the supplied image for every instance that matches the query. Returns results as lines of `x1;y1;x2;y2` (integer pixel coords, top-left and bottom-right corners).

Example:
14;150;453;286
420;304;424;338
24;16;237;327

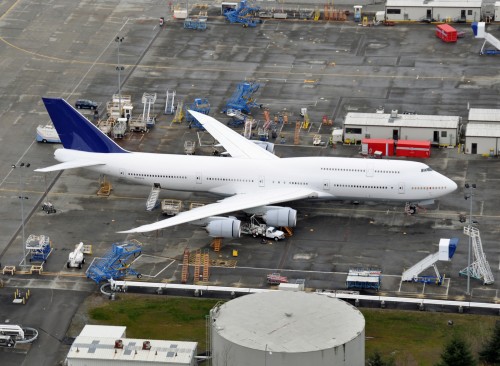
405;202;418;215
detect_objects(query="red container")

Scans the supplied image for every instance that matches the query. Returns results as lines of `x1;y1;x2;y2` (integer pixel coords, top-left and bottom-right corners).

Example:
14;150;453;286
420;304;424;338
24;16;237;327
436;24;457;42
396;140;431;158
361;138;394;156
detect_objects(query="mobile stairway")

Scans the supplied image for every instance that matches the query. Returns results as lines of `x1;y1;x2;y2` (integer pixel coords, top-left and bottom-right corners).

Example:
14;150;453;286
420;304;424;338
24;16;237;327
402;238;458;285
164;90;176;114
86;242;142;284
222;81;261;114
224;0;261;27
186;98;210;129
472;22;500;55
146;184;161;211
459;226;494;285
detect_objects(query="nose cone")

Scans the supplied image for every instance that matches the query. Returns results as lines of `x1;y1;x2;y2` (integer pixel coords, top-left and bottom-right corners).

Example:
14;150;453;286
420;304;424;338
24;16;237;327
445;177;458;194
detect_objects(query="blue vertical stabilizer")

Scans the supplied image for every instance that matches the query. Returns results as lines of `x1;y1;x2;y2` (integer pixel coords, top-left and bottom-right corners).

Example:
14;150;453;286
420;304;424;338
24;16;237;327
42;97;128;153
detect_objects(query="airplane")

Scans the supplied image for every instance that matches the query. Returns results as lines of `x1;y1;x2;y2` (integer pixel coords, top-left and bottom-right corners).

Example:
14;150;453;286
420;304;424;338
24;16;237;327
36;98;457;237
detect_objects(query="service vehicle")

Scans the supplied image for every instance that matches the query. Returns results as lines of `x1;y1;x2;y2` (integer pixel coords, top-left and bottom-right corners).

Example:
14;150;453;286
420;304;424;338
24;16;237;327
75;99;97;110
240;216;285;241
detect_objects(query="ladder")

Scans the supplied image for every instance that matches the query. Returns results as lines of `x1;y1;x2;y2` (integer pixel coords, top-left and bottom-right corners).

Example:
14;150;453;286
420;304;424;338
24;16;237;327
460;226;494;285
211;237;222;252
202;250;210;282
294;121;301;145
146;185;161;211
181;248;190;284
165;90;176;114
172;101;184;123
193;249;201;283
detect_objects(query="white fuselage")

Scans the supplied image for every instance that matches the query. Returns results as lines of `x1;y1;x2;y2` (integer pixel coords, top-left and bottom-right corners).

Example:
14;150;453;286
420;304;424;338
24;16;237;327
54;149;457;203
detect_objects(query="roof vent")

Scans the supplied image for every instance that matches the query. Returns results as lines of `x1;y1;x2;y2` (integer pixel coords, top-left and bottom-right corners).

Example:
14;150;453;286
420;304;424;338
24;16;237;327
376;106;384;113
143;341;151;350
390;110;398;118
114;339;124;349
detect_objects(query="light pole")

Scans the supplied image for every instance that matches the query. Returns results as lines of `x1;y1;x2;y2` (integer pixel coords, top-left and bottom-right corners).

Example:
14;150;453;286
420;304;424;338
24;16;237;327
115;36;124;117
12;162;30;267
464;182;476;296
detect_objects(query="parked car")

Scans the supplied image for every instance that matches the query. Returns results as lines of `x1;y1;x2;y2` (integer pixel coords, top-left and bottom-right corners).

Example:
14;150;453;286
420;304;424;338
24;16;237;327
75;99;97;110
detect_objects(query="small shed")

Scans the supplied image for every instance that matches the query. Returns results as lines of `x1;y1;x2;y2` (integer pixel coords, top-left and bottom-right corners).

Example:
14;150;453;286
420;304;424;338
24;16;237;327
344;112;460;147
465;123;500;155
385;0;481;23
468;108;500;123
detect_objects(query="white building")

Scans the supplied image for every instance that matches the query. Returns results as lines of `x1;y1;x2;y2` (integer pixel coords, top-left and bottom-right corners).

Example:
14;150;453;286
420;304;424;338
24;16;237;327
465;108;500;154
343;111;460;146
385;0;482;22
210;291;365;366
66;325;197;366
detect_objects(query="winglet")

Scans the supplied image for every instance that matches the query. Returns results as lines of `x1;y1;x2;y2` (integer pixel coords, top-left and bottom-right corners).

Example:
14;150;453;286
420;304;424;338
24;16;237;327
42;98;128;154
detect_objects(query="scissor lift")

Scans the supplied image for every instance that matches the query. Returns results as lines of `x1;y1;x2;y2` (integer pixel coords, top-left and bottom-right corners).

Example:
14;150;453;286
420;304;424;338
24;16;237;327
26;235;52;263
86;242;142;284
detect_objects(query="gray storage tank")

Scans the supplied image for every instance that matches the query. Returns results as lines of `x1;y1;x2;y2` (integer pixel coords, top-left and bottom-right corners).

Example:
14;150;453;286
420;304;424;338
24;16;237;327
210;291;365;366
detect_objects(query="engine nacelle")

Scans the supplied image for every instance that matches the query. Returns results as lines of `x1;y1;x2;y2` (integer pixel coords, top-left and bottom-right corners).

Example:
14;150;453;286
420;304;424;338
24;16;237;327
251;140;275;153
262;207;297;227
205;218;241;238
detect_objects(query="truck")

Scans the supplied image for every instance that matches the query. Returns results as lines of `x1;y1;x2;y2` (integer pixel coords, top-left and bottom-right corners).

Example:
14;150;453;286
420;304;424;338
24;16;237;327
240;216;285;241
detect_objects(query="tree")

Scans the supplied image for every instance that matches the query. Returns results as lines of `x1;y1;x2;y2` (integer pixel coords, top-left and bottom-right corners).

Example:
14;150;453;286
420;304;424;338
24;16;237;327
435;335;476;366
367;350;395;366
479;321;500;365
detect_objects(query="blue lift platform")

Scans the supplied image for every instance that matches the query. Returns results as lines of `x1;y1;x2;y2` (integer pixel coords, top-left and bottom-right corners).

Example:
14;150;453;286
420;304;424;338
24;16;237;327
346;269;381;290
186;98;210;129
224;0;261;27
223;82;261;115
86;242;142;284
26;234;53;263
184;17;207;31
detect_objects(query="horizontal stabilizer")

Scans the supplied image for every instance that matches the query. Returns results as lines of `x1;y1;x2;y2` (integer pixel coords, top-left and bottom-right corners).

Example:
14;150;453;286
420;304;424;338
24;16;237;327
35;160;105;172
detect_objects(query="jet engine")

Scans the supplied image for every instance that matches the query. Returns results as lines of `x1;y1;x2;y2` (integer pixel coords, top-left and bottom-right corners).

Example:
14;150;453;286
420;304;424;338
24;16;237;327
262;207;297;227
251;140;275;153
204;217;241;238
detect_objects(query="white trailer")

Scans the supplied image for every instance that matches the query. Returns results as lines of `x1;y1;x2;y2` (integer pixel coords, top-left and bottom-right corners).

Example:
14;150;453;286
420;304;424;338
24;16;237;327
67;242;85;269
161;199;182;216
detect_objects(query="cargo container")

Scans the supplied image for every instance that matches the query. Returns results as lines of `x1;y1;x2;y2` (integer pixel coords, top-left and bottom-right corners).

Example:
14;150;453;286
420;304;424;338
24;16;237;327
396;140;431;158
436;24;457;42
361;138;394;156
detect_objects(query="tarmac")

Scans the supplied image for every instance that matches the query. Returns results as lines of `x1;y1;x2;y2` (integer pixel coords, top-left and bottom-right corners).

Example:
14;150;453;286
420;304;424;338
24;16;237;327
0;1;500;365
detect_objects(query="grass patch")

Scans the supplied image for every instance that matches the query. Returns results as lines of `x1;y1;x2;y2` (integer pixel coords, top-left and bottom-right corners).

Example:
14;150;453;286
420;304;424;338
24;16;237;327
88;294;498;365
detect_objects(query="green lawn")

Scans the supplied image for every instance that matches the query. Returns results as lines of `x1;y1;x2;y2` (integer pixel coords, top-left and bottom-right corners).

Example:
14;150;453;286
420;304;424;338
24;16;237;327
88;294;498;365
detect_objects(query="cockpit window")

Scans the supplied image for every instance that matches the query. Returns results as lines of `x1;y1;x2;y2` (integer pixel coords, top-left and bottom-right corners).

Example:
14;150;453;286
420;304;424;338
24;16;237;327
421;167;433;172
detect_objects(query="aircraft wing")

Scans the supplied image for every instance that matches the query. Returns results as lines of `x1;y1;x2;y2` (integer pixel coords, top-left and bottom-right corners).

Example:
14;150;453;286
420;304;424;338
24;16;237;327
188;110;279;160
35;160;105;172
119;187;318;233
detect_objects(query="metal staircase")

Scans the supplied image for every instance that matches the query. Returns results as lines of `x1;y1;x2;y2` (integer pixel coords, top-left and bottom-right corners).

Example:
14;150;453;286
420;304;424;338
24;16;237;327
86;242;142;284
146;184;161;211
460;226;494;285
402;238;458;285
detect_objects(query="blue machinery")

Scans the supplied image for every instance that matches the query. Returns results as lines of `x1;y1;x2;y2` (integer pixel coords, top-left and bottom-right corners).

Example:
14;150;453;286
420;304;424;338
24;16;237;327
26;235;53;263
223;81;261;115
184;17;207;31
223;0;261;27
86;242;142;284
186;98;210;129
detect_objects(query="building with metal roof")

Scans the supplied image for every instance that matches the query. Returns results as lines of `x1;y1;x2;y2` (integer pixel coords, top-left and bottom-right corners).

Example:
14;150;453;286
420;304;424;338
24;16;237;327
468;108;500;123
210;291;365;366
465;123;500;155
343;111;460;147
385;0;482;22
66;326;197;366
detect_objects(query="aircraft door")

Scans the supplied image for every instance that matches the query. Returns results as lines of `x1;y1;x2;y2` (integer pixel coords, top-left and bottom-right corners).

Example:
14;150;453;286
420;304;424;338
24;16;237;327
323;179;330;190
196;172;202;184
259;176;265;187
366;163;374;177
398;182;405;194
